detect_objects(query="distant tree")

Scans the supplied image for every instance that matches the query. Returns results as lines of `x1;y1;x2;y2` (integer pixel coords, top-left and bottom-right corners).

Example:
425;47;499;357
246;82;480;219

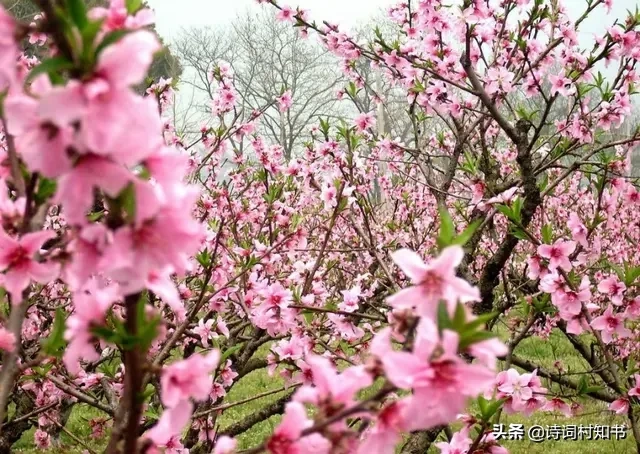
176;10;343;160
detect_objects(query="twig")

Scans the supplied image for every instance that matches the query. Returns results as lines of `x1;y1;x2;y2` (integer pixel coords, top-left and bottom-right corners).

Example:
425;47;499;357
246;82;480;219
289;305;386;322
0;300;29;433
49;416;98;454
1;116;25;197
47;375;114;416
1;401;57;427
193;384;300;419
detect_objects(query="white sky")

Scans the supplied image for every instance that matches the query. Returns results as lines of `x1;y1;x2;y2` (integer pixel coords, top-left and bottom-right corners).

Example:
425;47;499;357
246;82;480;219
147;0;395;38
147;0;631;40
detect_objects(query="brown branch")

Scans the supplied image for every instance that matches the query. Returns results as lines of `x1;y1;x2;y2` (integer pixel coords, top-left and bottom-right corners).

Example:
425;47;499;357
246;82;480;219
510;355;615;403
1;116;25;198
47;375;114;415
0;300;29;432
193;384;299;419
1;401;57;427
460;27;519;144
122;293;145;454
219;391;293;437
289;304;386;322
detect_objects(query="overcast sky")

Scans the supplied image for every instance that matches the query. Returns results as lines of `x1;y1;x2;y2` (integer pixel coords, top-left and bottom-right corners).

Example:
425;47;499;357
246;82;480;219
147;0;394;38
147;0;630;40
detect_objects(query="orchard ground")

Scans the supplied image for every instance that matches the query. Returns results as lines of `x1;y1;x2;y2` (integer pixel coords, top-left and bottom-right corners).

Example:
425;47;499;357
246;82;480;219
12;326;635;454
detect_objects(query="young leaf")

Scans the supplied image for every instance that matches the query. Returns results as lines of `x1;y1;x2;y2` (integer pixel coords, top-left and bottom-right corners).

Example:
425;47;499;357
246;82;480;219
42;308;67;357
453;220;481;246
65;0;88;29
452;302;466;330
437;206;456;249
95;29;131;56
25;57;74;87
118;183;136;222
541;224;553;244
220;344;243;364
464;312;498;332
477;395;489;416
35;178;58;204
483;398;505;421
126;0;143;14
436;301;451;333
458;331;497;351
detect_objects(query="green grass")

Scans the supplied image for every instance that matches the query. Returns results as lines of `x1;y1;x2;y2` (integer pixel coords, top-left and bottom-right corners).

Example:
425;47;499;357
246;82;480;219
491;325;635;453
12;328;639;453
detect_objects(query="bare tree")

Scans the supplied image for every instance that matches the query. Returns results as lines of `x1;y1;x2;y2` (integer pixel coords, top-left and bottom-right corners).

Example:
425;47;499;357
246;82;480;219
175;10;343;159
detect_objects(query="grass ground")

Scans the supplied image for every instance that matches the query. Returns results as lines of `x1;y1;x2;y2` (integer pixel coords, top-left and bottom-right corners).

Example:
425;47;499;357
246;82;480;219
492;326;634;453
12;327;638;453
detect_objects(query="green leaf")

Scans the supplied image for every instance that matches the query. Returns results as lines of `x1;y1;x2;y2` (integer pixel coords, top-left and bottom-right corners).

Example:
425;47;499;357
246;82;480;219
477;395;488;415
65;0;88;29
452;302;466;330
538;172;548;191
135;293;160;351
95;29;131;56
458;331;497;351
144;409;159;420
510;226;529;240
42;308;67;357
302;311;313;324
541;224;553;244
138;316;160;351
453;220;481;246
126;0;143;14
319;118;330;136
437;206;456;249
436;301;451;334
80;18;106;67
483;398;505;421
87;211;104;222
495;204;514;221
25;57;74;87
339;340;352;355
92;325;120;345
35;178;57;204
119;183;136;222
196;249;211;267
32;364;54;378
337;196;348;212
624;264;640;286
346;81;358;98
477;396;504;421
511;197;523;222
82;18;104;43
464;312;498;332
141;383;156;402
220;344;242;364
98;359;118;378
